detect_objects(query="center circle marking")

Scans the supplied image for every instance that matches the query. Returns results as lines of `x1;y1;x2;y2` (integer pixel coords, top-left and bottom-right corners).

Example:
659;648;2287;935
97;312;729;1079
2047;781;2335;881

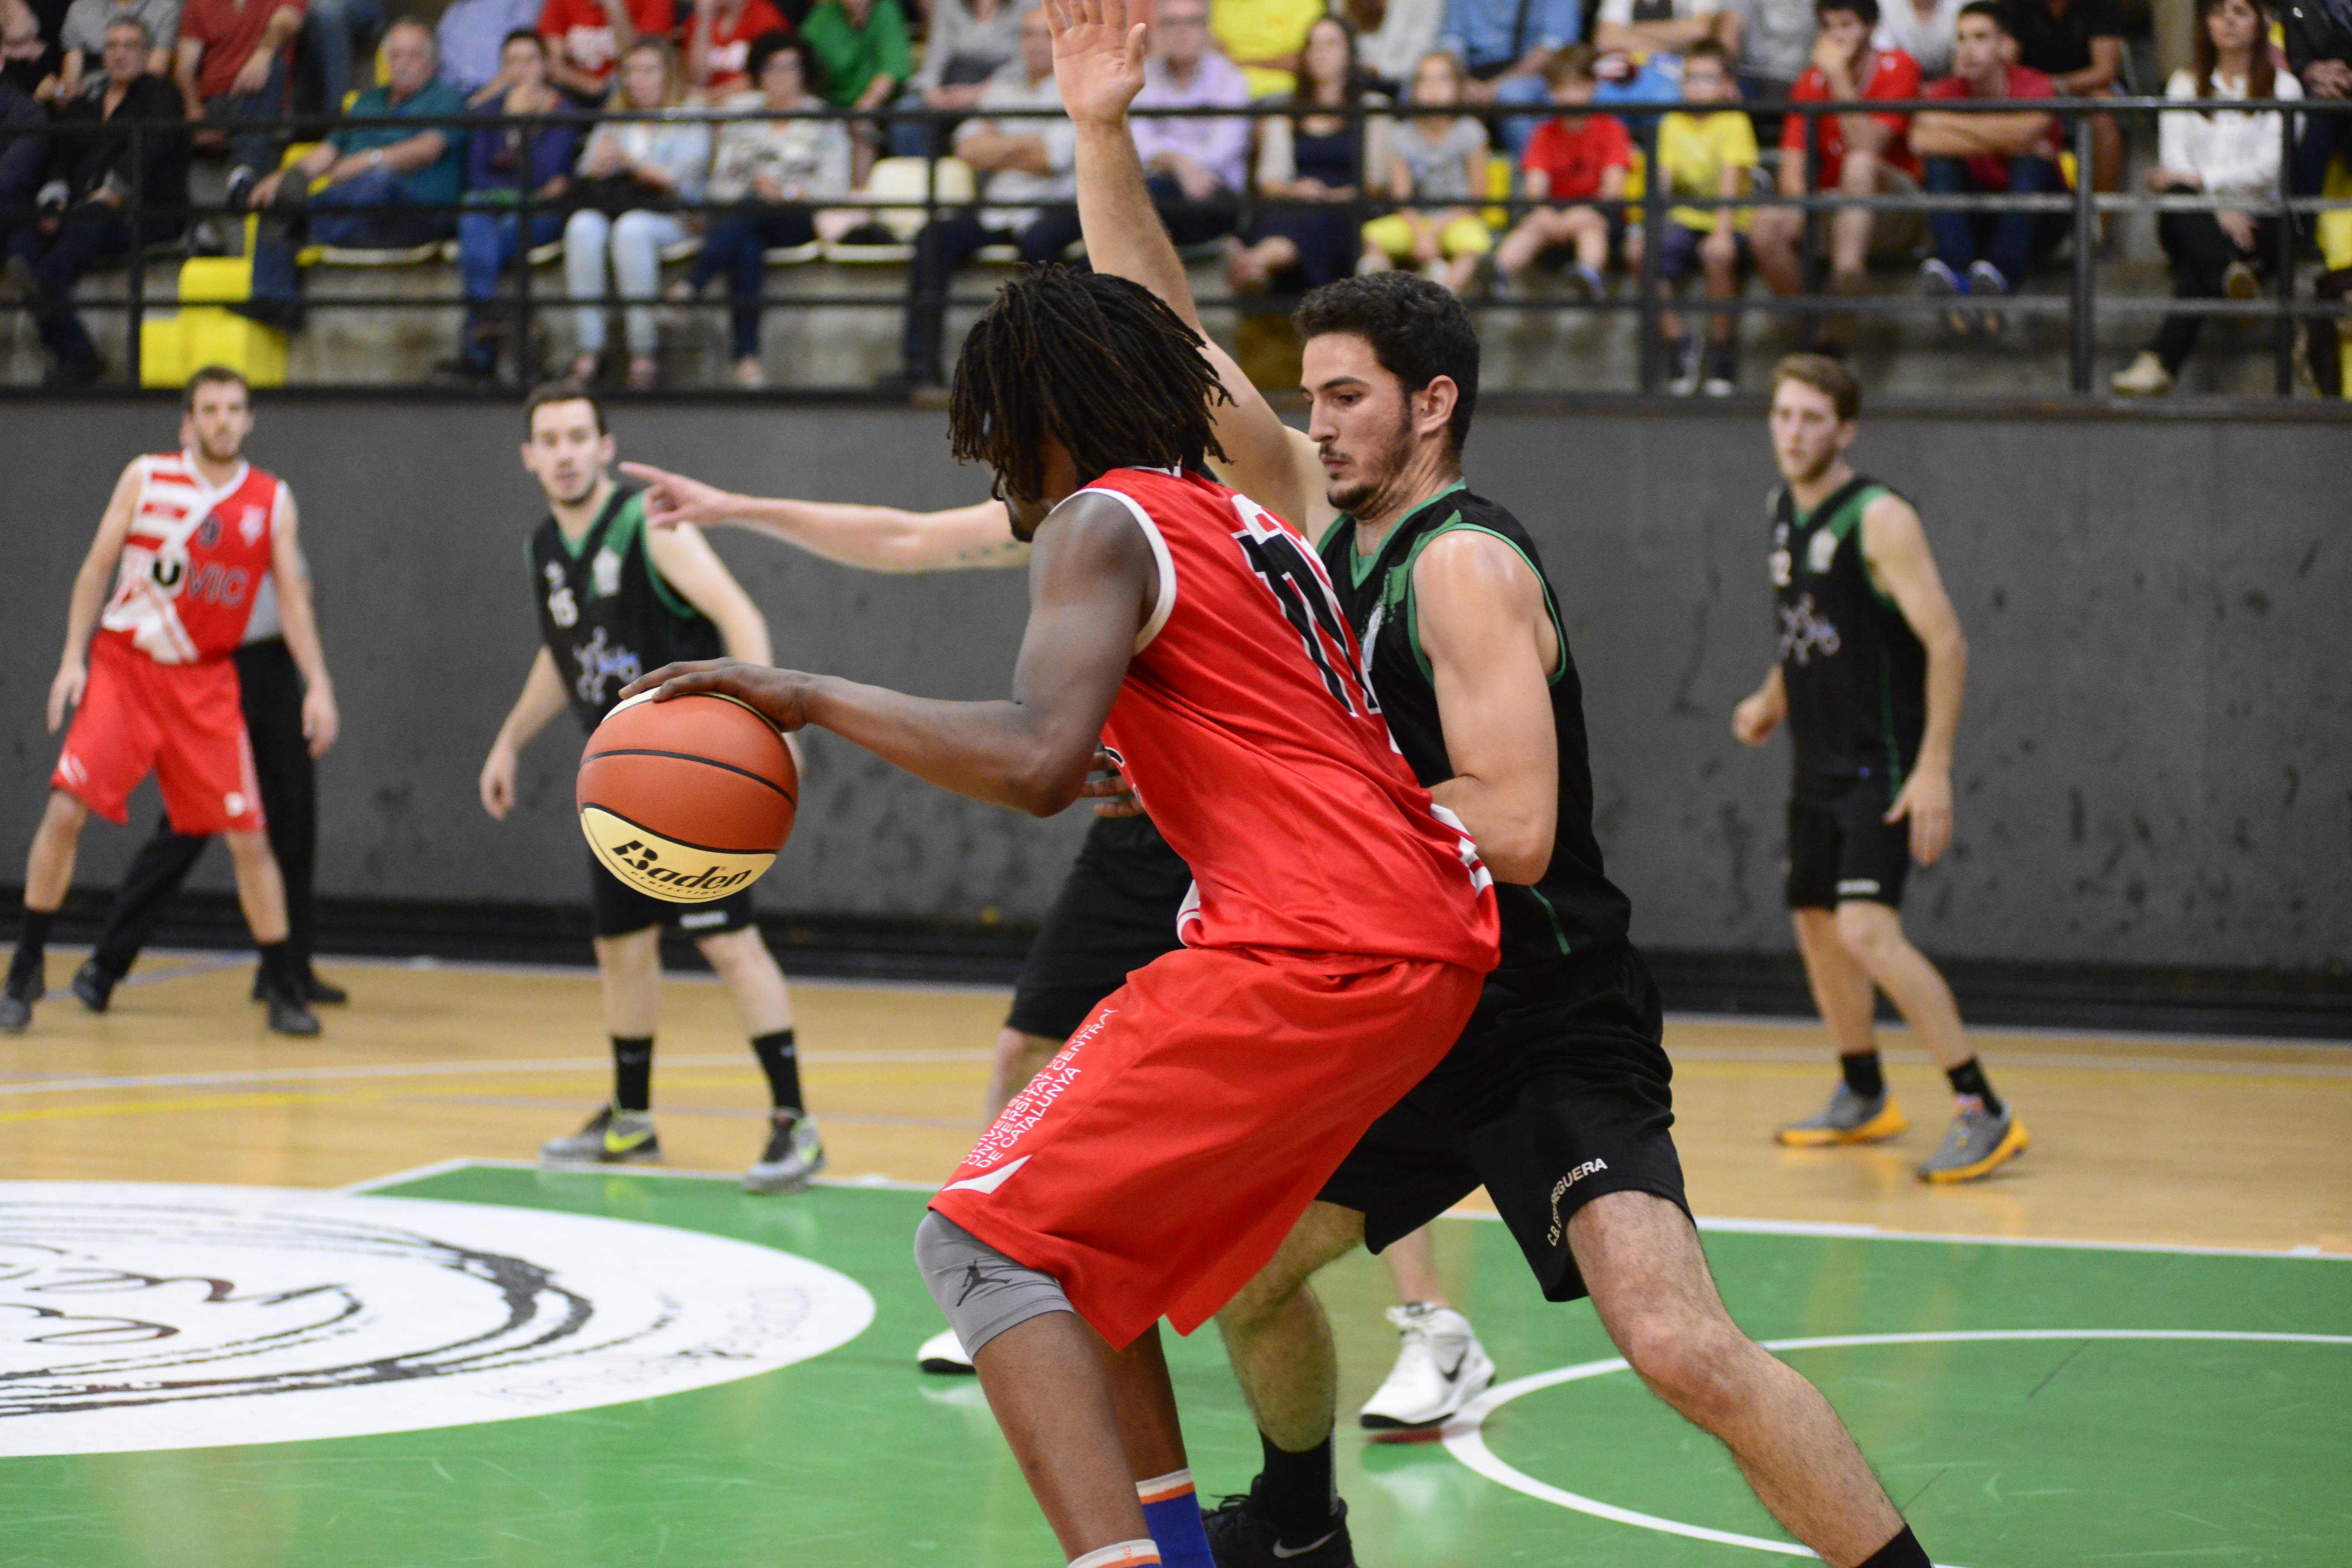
1441;1328;2352;1566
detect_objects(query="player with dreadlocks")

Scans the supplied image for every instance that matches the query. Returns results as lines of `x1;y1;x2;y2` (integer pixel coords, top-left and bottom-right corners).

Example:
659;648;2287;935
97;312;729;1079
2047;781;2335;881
617;264;1499;1568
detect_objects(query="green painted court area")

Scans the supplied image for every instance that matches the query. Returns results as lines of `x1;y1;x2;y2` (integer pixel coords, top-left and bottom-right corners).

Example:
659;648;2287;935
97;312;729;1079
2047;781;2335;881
5;1166;2346;1568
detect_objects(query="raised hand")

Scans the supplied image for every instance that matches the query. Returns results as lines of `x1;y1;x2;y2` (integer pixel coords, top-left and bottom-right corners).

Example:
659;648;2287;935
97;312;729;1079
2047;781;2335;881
1044;0;1146;127
619;460;737;529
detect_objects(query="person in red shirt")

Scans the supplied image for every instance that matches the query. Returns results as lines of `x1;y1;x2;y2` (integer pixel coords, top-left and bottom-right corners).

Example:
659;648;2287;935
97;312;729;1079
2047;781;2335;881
684;0;787;96
1910;0;2066;327
538;0;672;100
1490;43;1629;297
173;0;306;194
1751;0;1920;335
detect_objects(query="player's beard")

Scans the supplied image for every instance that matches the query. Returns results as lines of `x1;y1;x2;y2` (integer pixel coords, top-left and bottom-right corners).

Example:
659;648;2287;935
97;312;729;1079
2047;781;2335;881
193;430;244;466
1323;409;1418;517
1778;444;1836;487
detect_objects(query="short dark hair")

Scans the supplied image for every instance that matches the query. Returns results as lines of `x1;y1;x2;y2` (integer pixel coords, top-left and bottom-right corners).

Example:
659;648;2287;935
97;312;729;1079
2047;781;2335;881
1682;37;1732;69
947;267;1231;505
105;14;153;47
500;26;545;53
524;378;607;435
747;30;816;89
1544;41;1598;86
183;365;248;409
1291;272;1480;455
1773;353;1862;421
1956;0;2009;29
1816;0;1881;24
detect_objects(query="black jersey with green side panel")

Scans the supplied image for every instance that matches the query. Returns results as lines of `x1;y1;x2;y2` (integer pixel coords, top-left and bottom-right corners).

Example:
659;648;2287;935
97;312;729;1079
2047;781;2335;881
528;482;725;732
1768;474;1928;791
1317;483;1631;969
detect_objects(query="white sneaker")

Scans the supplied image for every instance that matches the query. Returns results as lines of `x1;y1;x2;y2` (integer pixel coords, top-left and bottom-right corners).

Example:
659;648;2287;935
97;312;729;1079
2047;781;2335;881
1357;1304;1495;1430
917;1326;975;1375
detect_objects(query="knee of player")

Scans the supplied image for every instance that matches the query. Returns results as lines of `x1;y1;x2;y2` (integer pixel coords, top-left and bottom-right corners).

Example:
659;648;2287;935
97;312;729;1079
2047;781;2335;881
1834;902;1905;968
1618;1313;1749;1421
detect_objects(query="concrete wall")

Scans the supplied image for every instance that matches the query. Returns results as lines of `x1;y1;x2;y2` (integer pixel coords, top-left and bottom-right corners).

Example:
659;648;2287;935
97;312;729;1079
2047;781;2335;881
4;399;2343;971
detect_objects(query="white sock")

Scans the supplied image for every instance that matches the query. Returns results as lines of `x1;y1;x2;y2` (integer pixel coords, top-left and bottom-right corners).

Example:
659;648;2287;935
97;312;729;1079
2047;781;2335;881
1069;1541;1162;1568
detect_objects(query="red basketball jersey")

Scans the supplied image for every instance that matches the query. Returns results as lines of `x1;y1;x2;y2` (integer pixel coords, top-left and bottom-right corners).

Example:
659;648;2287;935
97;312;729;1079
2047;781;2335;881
1086;467;1498;971
99;452;285;665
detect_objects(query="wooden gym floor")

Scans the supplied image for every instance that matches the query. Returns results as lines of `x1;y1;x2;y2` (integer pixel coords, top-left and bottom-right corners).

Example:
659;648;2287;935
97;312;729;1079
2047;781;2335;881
2;948;2346;1255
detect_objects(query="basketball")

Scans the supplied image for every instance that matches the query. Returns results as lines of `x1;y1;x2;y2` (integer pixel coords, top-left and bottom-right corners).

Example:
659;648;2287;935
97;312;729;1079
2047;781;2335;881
576;689;798;903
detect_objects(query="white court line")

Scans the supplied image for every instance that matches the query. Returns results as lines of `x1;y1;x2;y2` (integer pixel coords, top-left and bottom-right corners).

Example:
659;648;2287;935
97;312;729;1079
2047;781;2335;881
1669;1011;2349;1052
348;1156;941;1194
1665;1042;2352;1079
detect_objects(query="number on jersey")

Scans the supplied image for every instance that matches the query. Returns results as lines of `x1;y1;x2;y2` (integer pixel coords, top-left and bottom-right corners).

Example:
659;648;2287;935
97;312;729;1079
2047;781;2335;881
1228;496;1369;716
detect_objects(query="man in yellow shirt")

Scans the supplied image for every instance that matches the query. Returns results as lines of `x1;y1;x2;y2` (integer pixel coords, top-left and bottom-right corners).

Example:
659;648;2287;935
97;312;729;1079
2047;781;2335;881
1627;39;1756;394
1212;0;1323;95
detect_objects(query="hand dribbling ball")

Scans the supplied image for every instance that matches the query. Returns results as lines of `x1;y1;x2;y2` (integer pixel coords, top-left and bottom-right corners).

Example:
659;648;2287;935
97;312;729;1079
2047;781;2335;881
577;689;798;902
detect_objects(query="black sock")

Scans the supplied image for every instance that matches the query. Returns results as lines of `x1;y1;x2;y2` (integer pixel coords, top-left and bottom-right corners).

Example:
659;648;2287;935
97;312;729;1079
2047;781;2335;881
1255;1429;1336;1541
1840;1049;1886;1100
1859;1524;1930;1568
752;1028;803;1114
10;910;52;984
612;1035;654;1113
1944;1056;2003;1117
257;941;302;995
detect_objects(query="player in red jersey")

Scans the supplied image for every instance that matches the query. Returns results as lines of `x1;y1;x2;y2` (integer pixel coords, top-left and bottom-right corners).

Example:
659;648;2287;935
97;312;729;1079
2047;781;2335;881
3;367;338;1038
621;269;1498;1568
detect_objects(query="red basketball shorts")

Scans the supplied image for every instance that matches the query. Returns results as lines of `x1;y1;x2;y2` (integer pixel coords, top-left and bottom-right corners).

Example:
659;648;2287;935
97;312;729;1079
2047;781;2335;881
52;637;263;836
929;943;1486;1350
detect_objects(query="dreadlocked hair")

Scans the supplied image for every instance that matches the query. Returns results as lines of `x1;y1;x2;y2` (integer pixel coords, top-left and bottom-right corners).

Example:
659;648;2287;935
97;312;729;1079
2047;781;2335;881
948;267;1232;504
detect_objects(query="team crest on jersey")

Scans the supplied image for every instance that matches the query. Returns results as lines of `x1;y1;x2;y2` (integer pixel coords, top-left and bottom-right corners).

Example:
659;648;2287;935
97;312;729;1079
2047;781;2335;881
591;548;623;599
196;515;222;549
239;505;268;544
1807;527;1841;575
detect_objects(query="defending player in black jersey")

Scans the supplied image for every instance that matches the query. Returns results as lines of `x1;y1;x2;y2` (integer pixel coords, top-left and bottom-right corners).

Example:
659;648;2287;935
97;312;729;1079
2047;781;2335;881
476;381;825;1195
1058;4;1938;1565
1733;356;2027;1185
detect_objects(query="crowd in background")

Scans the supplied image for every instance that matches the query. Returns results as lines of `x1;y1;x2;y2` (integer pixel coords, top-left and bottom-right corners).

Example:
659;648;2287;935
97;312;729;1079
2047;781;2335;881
0;0;2346;392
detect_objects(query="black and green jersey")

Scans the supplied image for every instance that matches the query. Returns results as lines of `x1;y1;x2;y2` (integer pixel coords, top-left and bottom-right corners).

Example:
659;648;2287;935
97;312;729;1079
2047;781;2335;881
1769;473;1927;791
528;482;725;732
1318;482;1631;970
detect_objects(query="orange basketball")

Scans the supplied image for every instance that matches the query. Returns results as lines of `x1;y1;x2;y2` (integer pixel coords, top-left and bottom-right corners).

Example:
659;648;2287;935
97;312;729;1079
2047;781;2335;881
576;690;798;903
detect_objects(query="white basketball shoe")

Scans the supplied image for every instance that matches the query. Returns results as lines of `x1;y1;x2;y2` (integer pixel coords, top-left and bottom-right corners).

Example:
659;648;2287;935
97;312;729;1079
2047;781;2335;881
917;1326;976;1375
1358;1303;1496;1430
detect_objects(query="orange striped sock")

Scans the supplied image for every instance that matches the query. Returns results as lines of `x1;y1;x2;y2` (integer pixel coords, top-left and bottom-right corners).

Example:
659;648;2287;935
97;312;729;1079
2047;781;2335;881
1069;1541;1161;1568
1135;1468;1213;1568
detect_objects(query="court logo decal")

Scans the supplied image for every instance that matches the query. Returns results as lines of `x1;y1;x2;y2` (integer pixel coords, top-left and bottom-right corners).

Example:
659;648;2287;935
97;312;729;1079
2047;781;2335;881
0;1182;875;1457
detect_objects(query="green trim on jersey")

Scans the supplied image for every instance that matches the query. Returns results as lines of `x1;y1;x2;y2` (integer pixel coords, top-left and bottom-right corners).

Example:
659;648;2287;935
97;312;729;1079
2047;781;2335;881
530;488;696;621
1798;479;1899;613
1401;519;1573;692
1324;480;1470;591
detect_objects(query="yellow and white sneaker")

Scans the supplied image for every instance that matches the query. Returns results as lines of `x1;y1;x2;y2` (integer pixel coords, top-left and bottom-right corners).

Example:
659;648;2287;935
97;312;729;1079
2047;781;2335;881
1917;1105;2029;1184
539;1104;661;1167
1775;1085;1908;1147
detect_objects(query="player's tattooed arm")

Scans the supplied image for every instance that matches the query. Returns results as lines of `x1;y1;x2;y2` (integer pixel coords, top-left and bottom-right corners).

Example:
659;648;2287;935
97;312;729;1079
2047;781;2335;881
48;460;144;732
622;493;1156;818
622;462;1029;573
269;486;340;757
1054;0;1329;533
1861;493;1967;866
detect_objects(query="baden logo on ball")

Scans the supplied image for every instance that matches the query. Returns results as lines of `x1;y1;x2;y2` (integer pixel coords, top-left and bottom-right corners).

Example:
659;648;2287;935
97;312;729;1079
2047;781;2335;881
576;688;799;902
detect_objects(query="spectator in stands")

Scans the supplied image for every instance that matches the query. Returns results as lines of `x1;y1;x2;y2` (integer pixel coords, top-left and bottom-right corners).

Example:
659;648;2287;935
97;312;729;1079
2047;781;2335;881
1361;0;1440;95
2;0;69;94
1727;0;1818;134
686;0;789;98
1489;43;1627;298
2113;0;2301;394
1130;0;1249;244
2000;0;2121;202
540;0;674;103
2283;0;2352;209
1594;0;1741;64
174;0;302;208
43;0;176;102
674;32;853;386
900;0;1032;153
1626;38;1756;393
438;0;543;101
1211;0;1321;97
1361;48;1491;293
1911;0;2064;331
897;3;1070;383
0;72;43;219
439;27;580;384
247;20;463;237
6;16;184;385
564;34;709;387
1751;0;1920;337
1438;0;1579;118
801;0;908;179
1875;0;1960;77
1228;12;1387;295
297;0;379;119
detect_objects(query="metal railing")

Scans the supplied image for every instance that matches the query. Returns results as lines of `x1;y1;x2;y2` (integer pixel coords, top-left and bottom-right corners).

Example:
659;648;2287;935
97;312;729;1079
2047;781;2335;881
3;93;2348;396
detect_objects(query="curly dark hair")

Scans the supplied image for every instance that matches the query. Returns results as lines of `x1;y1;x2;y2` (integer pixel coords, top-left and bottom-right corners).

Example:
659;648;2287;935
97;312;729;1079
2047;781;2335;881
948;267;1232;504
1291;271;1480;455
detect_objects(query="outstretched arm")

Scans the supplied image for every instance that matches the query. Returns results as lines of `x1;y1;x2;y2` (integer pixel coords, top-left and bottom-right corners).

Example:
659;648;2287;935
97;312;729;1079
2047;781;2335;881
621;461;1026;572
1050;0;1329;532
620;493;1156;817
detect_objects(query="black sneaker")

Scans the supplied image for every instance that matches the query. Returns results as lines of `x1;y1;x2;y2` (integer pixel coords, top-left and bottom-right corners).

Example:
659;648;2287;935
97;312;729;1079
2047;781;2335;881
72;960;117;1014
0;965;40;1034
1202;1488;1354;1568
262;982;321;1037
257;967;349;1005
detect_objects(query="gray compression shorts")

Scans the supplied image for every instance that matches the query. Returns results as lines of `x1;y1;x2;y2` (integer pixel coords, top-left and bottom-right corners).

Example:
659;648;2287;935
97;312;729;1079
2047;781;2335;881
913;1209;1074;1358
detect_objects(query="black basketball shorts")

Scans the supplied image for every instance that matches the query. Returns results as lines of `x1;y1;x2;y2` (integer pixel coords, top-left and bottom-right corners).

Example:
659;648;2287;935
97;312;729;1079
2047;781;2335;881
588;853;759;940
1003;813;1192;1041
1784;773;1912;910
1317;941;1690;1304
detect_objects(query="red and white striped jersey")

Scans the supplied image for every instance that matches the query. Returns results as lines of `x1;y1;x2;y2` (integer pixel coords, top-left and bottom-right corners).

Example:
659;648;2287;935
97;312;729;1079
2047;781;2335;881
98;451;285;665
1087;467;1498;972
